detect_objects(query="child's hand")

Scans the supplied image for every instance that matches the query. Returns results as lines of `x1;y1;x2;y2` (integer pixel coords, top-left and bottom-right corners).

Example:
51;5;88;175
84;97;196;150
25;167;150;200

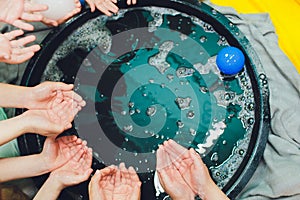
85;0;119;16
0;30;40;64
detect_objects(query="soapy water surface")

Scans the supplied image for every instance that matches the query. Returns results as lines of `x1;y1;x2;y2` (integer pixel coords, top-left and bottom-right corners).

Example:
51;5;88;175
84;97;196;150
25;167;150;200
40;6;256;195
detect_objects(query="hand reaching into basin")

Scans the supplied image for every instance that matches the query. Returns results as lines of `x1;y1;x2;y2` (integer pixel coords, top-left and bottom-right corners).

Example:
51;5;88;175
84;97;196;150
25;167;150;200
156;145;195;200
0;135;85;182
0;81;86;111
89;165;117;200
89;162;142;200
0;30;41;64
40;135;87;172
163;139;230;200
34;138;93;200
113;163;141;200
26;81;86;110
86;0;137;17
0;81;85;145
85;0;119;16
20;97;78;137
0;0;48;30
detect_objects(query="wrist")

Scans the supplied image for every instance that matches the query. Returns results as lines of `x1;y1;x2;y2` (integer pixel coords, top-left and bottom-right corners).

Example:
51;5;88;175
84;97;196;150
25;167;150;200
34;173;65;200
19;111;34;133
24;86;37;109
0;83;30;108
197;181;229;200
171;193;194;200
31;153;52;175
47;173;66;191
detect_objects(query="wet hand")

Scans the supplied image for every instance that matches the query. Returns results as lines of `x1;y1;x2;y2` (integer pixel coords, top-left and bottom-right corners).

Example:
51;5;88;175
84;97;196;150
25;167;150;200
126;0;137;5
40;135;84;171
163;140;229;200
49;144;93;187
89;165;117;200
113;163;141;200
27;81;86;110
85;0;119;16
0;30;40;64
23;98;79;136
156;145;195;200
0;0;48;30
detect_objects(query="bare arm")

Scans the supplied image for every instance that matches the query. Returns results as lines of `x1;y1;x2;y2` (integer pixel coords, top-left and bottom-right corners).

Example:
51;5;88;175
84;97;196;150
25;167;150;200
0;83;31;108
0;153;49;183
0;82;85;110
164;140;229;200
0;136;84;183
34;145;93;200
0;113;29;146
0;100;79;146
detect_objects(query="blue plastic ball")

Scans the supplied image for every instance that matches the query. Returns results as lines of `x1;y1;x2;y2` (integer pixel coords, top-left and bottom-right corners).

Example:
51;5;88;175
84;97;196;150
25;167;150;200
216;47;245;75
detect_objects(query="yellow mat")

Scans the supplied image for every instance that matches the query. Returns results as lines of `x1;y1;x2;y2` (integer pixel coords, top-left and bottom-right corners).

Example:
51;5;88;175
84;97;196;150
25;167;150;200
211;0;300;73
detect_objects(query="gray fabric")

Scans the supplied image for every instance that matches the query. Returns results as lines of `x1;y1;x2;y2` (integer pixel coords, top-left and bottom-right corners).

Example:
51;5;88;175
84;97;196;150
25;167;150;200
207;2;300;200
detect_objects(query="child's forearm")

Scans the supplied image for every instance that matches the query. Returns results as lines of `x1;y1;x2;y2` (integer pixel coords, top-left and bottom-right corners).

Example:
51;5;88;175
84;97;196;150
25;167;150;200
33;174;64;200
0;83;30;108
0;154;49;183
0;113;28;146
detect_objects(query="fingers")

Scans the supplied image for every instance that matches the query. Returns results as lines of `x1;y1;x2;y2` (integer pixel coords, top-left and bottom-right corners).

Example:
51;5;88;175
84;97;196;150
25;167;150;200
11;44;41;55
24;1;48;13
3;30;24;40
0;52;33;64
42;17;59;26
85;0;96;12
127;0;137;5
128;166;141;186
52;82;74;92
62;90;86;107
94;0;119;16
89;169;102;196
85;147;93;170
50;82;86;115
156;146;172;171
189;148;205;168
164;139;190;160
72;147;85;165
74;0;82;8
90;169;102;186
0;33;40;64
22;2;48;22
115;165;121;186
11;34;36;47
128;166;139;182
12;19;34;31
157;168;171;190
120;162;130;184
58;135;78;145
100;165;117;176
61;100;79;124
21;12;44;22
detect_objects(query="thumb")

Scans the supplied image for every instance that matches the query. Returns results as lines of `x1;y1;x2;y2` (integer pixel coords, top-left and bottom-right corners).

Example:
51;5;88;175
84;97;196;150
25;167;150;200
53;82;74;91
